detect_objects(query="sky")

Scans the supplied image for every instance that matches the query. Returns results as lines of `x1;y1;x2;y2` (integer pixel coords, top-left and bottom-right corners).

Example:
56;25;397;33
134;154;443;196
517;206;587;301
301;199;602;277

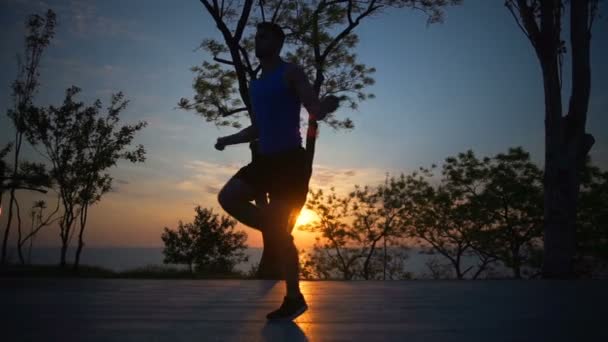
1;0;607;250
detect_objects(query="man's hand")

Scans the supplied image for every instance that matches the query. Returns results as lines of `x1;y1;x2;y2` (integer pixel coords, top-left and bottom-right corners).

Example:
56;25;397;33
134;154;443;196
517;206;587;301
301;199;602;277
214;125;258;151
286;64;341;122
214;137;226;151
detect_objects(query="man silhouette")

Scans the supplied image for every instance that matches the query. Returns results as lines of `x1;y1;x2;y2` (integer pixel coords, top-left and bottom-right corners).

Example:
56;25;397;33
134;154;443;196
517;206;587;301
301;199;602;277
215;22;339;321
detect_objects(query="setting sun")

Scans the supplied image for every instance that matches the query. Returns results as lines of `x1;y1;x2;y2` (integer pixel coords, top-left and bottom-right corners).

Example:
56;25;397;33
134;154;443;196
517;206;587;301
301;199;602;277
295;208;319;227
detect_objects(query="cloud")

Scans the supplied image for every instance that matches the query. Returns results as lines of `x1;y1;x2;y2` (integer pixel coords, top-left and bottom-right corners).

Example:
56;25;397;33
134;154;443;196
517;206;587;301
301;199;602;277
205;185;220;194
309;164;388;196
49;57;124;76
178;159;241;193
173;159;389;199
7;0;152;42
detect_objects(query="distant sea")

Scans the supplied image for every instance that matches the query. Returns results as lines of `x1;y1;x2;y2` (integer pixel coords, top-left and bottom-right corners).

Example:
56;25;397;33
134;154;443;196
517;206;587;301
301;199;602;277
5;246;510;278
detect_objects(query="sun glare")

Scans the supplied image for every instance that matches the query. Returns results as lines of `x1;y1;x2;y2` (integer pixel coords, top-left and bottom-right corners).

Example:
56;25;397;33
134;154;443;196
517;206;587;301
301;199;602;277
295;208;319;227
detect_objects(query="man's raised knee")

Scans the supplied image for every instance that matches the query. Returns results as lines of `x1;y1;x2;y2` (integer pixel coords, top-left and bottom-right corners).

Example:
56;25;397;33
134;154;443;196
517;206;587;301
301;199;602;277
217;186;232;212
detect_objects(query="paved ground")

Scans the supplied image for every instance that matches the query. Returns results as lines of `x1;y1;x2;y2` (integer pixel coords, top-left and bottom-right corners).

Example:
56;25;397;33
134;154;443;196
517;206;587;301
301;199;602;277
1;277;607;341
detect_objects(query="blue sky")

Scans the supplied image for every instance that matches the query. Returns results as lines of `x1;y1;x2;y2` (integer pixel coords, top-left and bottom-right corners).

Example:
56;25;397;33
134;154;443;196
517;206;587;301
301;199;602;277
1;0;606;248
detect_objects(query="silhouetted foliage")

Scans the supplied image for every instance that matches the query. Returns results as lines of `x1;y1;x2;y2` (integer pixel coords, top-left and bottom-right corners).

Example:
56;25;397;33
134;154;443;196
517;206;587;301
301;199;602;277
443;148;544;278
19;200;58;264
299;187;362;279
404;149;545;279
1;10;56;266
576;157;608;276
24;86;147;269
350;175;412;279
299;185;412;280
299;147;608;280
162;206;249;275
181;0;461;128
402;165;480;279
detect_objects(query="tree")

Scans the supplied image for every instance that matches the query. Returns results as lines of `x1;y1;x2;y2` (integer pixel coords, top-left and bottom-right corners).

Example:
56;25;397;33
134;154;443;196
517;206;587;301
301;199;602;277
1;10;55;266
505;0;601;278
351;175;411;279
481;148;544;278
161;206;249;275
182;0;461;279
575;158;608;276
20;200;60;264
403;165;479;280
24;86;147;269
444;148;544;279
413;149;544;279
299;187;363;279
300;184;413;280
15;198;61;265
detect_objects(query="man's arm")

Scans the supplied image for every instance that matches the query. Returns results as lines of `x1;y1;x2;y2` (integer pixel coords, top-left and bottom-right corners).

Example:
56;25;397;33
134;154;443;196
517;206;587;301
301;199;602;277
286;64;339;121
215;124;258;151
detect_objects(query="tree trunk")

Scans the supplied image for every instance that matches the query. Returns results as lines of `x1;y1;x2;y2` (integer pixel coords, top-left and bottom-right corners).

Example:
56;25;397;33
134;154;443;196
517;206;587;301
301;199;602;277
59;243;68;267
17;209;25;265
1;120;25;266
540;0;594;279
73;204;89;271
73;242;83;271
59;205;76;268
513;260;521;279
1;191;17;265
383;237;387;280
363;240;378;280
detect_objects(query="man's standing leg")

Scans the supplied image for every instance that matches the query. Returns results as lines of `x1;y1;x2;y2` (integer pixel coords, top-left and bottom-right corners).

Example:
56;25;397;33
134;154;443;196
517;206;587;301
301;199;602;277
267;201;303;297
265;184;308;320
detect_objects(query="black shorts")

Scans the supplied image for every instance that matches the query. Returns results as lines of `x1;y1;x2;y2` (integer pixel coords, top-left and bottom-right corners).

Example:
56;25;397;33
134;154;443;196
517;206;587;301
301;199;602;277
232;145;311;206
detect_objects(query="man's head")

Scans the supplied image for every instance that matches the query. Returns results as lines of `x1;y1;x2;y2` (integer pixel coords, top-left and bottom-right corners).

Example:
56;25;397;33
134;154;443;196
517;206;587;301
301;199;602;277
255;22;285;59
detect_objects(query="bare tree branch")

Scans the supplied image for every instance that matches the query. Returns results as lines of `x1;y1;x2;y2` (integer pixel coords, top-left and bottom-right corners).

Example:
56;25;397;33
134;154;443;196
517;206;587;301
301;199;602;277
505;1;533;42
220;106;248;117
214;57;234;65
271;0;284;23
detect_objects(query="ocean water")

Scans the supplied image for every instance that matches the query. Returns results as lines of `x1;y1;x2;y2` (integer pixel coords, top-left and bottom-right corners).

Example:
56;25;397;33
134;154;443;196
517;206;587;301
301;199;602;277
5;246;511;279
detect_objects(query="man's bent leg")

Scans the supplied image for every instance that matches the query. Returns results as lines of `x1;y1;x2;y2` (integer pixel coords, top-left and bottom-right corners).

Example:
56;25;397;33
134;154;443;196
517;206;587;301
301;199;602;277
218;177;265;231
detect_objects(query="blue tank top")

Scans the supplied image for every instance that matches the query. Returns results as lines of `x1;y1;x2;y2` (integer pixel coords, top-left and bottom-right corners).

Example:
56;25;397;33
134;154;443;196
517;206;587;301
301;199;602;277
249;61;302;155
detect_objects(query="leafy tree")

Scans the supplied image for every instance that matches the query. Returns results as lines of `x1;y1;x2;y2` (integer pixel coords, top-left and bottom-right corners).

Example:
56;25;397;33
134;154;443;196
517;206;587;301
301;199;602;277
161;206;249;274
481;148;544;278
440;151;501;279
402;165;478;279
443;148;544;279
402;149;545;279
351;175;411;279
299;187;362;279
1;10;55;265
505;0;602;278
24;86;147;269
181;0;461;278
300;183;413;280
15;198;61;265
